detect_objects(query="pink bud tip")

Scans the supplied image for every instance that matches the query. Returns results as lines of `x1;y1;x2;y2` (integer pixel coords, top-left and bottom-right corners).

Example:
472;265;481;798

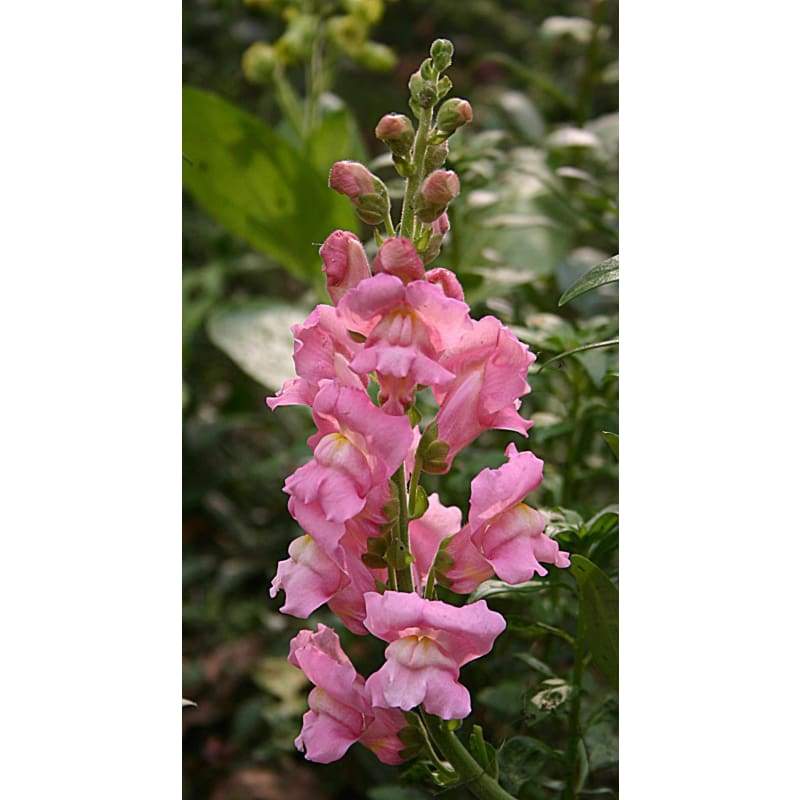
329;161;375;199
319;230;372;304
420;169;460;206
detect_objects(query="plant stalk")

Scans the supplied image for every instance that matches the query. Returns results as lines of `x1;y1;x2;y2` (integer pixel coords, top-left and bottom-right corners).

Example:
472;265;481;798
422;713;518;800
392;466;414;592
399;106;433;238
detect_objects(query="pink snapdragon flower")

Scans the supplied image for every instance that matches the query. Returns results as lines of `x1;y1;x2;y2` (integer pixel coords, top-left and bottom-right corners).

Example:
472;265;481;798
320;230;372;304
267;305;365;410
338;273;471;414
329;160;376;199
466;443;570;584
433;316;535;468
270;534;348;618
373;237;425;283
284;381;413;555
424;266;464;301
364;591;506;719
289;625;406;764
408;493;462;590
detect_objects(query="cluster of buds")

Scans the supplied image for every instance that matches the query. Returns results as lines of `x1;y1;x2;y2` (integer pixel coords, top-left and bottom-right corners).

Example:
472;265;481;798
242;0;396;85
265;41;571;775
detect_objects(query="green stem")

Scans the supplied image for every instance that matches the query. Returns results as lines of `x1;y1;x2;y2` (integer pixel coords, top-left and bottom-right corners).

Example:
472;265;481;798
399;105;433;239
422;713;518;800
384;211;396;237
392;466;414;592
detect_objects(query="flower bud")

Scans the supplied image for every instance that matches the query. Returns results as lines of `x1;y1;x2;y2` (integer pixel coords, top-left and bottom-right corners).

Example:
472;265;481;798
419;212;450;265
241;42;278;84
329;161;391;225
375;113;414;158
373;237;425;283
425;267;464;301
430;38;454;73
416;169;460;223
435;98;473;137
319;230;372;304
408;70;437;109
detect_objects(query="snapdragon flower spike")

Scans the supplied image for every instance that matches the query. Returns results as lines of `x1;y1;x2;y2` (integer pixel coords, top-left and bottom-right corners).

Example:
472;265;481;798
433;315;535;468
320;230;372;304
267;305;365;410
338;273;471;414
364;591;506;720
373;237;425;283
408;493;462;590
289;625;406;764
284;381;413;556
467;443;570;585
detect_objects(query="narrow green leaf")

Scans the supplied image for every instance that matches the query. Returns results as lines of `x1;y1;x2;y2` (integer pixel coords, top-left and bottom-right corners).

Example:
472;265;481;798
558;254;619;306
182;86;355;282
535;338;619;373
601;431;619;459
570;555;618;687
468;579;546;603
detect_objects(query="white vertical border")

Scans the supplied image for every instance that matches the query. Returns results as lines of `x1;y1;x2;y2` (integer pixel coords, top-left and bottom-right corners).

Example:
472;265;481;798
0;2;181;797
623;1;800;796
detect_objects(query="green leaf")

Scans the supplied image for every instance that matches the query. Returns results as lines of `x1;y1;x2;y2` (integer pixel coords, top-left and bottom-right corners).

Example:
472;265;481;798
468;724;499;779
468;579;546;603
182;86;355;282
306;105;367;174
206;301;308;391
570;555;618;687
497;736;551;794
559;254;619;306
535;338;619;373
513;652;556;677
410;484;429;520
601;431;619;459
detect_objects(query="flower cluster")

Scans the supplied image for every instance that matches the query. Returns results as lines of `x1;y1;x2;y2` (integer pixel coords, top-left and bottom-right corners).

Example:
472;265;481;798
266;40;571;769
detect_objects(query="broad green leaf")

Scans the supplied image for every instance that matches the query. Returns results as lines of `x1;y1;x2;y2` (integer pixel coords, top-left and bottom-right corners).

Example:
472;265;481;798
306;106;367;173
601;431;619;459
206;301;307;391
497;736;551;794
559;254;619;306
570;555;618;687
182;86;354;282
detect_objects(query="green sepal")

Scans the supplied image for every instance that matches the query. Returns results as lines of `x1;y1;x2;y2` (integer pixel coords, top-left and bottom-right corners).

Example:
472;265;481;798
410;484;429;520
407;404;422;427
348;329;367;343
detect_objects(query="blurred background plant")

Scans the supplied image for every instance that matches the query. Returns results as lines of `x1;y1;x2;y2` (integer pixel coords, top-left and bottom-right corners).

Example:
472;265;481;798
183;1;618;798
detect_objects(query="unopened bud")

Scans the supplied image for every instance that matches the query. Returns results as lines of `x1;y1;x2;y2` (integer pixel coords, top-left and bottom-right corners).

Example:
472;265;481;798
375;113;414;158
408;69;437;109
329;161;390;225
420;212;450;265
416;169;460;223
319;230;372;304
241;42;278;84
435;98;473;137
430;38;454;72
374;237;425;283
425;267;464;301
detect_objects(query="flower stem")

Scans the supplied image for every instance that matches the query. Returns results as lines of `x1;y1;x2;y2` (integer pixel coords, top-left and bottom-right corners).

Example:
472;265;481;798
422;713;519;800
399;106;433;239
563;617;586;799
392;466;414;592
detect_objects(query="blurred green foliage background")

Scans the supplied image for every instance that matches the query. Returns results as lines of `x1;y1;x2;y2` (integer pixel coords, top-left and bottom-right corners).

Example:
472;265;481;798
183;1;618;798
